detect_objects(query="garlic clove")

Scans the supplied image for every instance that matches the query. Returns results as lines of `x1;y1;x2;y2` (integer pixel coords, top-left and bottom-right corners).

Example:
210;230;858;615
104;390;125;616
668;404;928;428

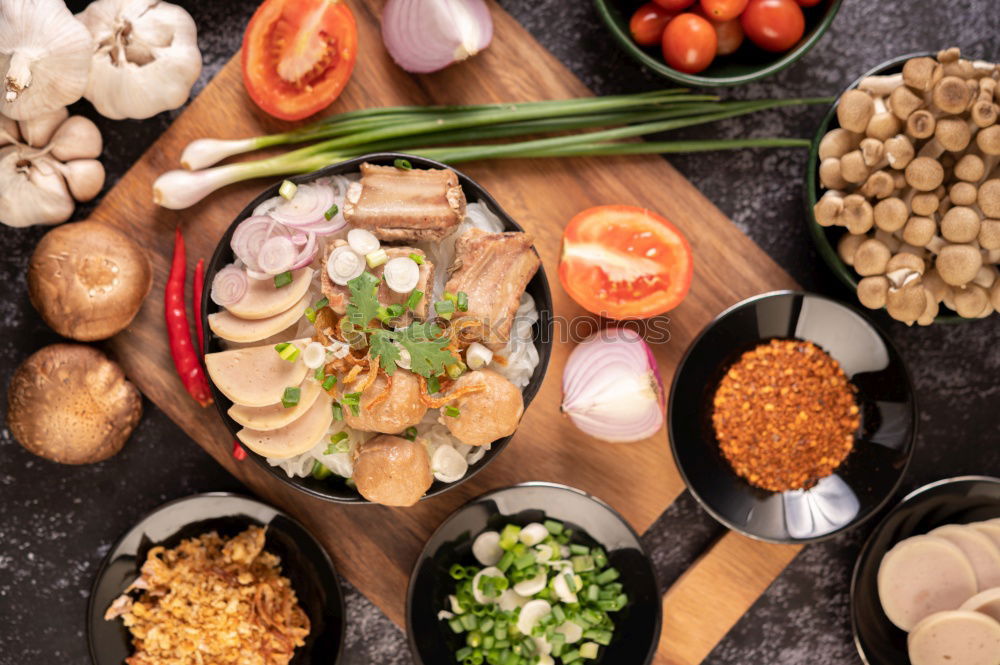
49;116;103;161
0;114;21;146
0;149;75;227
57;159;106;202
18;107;69;148
0;0;94;120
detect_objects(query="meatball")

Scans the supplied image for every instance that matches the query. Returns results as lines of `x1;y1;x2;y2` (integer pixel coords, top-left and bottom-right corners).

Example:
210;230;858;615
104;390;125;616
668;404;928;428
442;369;524;446
353;435;433;506
341;369;427;434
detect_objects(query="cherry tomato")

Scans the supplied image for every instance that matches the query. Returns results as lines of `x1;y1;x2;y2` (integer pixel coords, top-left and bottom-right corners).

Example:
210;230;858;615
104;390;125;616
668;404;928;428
795;0;824;6
653;0;697;10
242;0;358;121
740;0;805;52
661;14;717;74
692;6;745;55
700;0;749;21
559;205;693;319
630;3;675;47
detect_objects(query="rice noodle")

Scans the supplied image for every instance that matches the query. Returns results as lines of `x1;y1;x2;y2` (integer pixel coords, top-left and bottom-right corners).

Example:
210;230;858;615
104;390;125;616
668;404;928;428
266;179;537;487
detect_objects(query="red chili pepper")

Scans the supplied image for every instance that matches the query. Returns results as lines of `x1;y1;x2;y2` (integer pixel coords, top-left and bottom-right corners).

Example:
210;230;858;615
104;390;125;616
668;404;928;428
193;258;206;358
232;440;247;460
166;227;213;407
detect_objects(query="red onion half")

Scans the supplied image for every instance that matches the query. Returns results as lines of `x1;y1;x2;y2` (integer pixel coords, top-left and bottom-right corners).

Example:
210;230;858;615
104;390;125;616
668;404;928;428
561;328;665;443
382;0;493;74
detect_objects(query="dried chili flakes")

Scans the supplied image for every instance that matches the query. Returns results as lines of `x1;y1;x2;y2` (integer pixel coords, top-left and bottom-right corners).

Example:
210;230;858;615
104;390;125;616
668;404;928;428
711;338;860;492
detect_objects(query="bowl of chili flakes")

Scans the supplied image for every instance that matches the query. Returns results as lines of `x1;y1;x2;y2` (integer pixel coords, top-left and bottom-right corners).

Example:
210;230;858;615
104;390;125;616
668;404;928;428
668;291;917;544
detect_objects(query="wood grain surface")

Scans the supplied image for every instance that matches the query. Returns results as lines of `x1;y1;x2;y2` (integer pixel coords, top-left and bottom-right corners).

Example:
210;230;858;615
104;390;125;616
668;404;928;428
96;1;800;661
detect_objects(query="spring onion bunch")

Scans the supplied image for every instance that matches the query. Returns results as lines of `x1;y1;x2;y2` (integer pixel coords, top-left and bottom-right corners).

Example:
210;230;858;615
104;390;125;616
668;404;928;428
154;90;832;209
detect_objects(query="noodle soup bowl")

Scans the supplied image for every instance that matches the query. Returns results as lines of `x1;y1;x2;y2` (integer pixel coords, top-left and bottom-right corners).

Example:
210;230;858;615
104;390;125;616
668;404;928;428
203;154;554;504
668;291;916;544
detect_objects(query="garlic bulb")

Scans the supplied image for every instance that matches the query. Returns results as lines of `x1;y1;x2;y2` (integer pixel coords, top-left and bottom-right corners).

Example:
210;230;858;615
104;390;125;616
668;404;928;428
0;0;94;120
77;0;202;120
0;113;105;227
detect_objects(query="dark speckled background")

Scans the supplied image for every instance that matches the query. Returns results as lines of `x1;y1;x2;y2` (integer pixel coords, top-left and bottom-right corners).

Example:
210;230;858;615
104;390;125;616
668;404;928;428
1;1;998;664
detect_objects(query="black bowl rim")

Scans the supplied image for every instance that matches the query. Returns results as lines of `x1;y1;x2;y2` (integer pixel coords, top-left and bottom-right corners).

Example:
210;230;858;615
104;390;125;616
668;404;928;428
404;481;663;665
848;475;1000;665
802;50;974;325
593;0;844;87
667;289;918;544
86;491;346;665
202;152;555;504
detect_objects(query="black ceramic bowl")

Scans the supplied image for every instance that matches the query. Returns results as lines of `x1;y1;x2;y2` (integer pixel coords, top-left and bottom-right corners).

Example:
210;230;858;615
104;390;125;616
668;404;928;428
669;290;917;544
851;476;1000;665
203;153;554;504
406;482;662;665
804;52;968;324
87;493;345;665
594;0;841;87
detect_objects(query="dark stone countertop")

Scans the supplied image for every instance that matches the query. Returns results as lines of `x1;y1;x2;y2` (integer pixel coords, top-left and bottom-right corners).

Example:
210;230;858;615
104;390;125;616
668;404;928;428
1;1;997;664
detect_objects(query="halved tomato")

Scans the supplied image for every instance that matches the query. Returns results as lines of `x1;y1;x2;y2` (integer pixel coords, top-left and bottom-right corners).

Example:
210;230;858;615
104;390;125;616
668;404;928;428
559;205;693;320
241;0;358;121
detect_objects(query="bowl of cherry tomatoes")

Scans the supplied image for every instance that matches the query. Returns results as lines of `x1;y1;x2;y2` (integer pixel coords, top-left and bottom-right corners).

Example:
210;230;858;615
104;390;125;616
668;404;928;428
595;0;842;86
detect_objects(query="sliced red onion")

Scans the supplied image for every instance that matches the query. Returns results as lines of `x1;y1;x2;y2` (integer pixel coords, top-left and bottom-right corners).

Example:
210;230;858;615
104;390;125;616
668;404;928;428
257;236;296;274
290;232;318;270
382;0;493;74
210;264;248;307
561;328;665;443
269;183;337;229
231;216;287;271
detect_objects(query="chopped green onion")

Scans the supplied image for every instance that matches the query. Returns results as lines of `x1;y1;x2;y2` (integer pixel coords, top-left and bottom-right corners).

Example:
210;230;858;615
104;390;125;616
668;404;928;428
544;519;564;535
324;203;339;220
444;405;461;418
467;630;483;648
366;248;388;268
449;618;465;634
281;386;301;408
569;544;589;556
460;613;479;631
446;363;465;380
499;524;521;550
408;252;425;265
274;271;293;288
497;551;515;573
552;605;566;624
314;297;329;309
311;460;332;479
331;402;343;421
595;568;619;585
513;551;536;570
325;431;349;454
572;555;595;572
305;306;317;323
562;649;581;663
322;374;337;391
579;642;599;659
314;366;325;381
444;291;457;303
406;289;424;310
435;299;456;320
427;375;441;394
278;179;297;200
457;291;469;312
394;158;412;170
450;563;468;579
343;392;362;416
404;426;418;441
591;547;608;569
386;304;405;317
276;343;300;362
583;629;612;646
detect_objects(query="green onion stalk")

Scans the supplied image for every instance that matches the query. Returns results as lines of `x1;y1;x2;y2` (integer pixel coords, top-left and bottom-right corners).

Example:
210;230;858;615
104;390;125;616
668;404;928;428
153;92;832;209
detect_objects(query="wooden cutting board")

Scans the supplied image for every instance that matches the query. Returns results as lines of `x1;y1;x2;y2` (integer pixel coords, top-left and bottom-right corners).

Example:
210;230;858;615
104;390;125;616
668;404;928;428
96;2;801;663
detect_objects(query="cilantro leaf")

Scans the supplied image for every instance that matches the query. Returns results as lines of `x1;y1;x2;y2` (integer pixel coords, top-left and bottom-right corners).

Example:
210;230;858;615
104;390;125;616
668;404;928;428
396;321;454;378
369;330;401;375
345;272;381;327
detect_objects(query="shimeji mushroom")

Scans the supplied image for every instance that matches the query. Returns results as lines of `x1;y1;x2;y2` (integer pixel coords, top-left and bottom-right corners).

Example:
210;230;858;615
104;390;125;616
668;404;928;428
815;48;1000;323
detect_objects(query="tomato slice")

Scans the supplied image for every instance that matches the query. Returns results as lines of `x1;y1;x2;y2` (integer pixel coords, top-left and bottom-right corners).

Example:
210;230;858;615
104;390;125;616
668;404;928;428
242;0;358;121
559;205;693;320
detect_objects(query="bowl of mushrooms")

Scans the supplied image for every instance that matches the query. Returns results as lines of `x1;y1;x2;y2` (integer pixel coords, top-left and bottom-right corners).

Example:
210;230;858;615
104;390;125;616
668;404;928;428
806;49;1000;325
